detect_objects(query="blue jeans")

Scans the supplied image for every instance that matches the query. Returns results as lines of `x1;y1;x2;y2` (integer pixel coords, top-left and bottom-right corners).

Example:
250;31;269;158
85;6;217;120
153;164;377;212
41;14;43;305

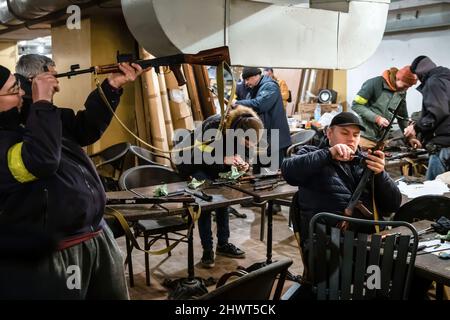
190;170;230;251
198;207;230;251
426;147;450;180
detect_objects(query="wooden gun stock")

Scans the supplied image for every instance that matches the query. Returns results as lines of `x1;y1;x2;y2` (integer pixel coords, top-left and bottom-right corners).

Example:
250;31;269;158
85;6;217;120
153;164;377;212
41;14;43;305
55;46;230;87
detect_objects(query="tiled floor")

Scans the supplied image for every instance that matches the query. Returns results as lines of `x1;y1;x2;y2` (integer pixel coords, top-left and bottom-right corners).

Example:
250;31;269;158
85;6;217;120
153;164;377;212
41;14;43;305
115;204;303;300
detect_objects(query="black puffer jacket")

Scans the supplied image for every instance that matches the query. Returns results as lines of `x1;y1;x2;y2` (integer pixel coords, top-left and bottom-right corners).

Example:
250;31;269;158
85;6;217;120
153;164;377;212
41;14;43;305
281;145;402;239
175;106;259;180
0;80;122;239
414;66;450;146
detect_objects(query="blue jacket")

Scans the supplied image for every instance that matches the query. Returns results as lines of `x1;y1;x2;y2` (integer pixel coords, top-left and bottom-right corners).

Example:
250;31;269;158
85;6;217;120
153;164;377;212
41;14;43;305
0;80;122;239
281;145;402;239
237;75;291;150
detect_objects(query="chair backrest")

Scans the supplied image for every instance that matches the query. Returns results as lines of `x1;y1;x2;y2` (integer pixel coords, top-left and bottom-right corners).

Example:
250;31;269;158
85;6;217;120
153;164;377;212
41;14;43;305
118;165;185;190
394;195;450;222
286;130;316;156
199;259;293;300
129;145;172;167
90;142;130;169
308;212;418;300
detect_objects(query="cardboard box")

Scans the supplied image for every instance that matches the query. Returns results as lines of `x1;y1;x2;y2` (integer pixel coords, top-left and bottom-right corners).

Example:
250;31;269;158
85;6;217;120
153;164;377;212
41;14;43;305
297;103;340;121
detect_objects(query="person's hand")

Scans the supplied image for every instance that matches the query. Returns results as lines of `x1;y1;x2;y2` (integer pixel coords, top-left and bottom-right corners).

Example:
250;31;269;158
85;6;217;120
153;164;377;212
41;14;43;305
403;124;416;138
32;72;59;103
108;62;145;89
365;149;385;175
408;137;422;149
236;161;250;172
329;144;355;162
224;155;249;172
375;116;389;128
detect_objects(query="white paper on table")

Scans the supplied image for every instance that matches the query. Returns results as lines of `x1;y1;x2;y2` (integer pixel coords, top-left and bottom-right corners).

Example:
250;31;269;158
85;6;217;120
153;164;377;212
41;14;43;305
419;239;450;256
398;180;450;198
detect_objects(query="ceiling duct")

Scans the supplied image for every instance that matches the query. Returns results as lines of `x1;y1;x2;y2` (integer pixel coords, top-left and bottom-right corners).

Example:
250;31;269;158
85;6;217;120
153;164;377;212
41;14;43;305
0;0;91;25
121;0;391;69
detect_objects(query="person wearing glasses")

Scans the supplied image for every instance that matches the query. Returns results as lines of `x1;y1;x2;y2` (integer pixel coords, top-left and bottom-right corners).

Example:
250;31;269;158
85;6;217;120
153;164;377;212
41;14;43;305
0;62;144;299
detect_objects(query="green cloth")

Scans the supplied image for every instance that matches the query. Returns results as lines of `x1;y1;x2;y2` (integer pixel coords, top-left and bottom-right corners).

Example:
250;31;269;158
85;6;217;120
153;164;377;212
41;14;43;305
218;166;245;181
437;231;450;241
153;184;168;197
187;178;205;190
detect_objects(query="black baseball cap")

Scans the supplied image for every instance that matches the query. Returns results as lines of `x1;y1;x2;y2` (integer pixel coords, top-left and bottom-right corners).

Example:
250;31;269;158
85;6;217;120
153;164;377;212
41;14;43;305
330;112;365;131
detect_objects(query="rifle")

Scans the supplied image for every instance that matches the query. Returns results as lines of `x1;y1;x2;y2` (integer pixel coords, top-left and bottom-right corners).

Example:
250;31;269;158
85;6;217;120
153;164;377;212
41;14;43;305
343;104;404;228
52;46;230;86
106;195;195;205
386;149;428;161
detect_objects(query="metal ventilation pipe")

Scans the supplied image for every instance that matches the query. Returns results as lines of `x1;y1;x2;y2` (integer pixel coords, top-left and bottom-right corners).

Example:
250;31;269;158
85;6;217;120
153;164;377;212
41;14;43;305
122;0;391;69
0;0;91;25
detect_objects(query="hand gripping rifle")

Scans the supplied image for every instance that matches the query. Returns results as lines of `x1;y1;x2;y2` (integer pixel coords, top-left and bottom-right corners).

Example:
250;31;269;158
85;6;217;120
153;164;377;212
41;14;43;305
342;105;403;230
52;46;231;86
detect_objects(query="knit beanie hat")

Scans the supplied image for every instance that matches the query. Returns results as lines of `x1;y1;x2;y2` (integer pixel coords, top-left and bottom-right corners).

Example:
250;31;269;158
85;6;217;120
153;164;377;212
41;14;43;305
397;66;418;87
0;65;11;91
242;67;262;80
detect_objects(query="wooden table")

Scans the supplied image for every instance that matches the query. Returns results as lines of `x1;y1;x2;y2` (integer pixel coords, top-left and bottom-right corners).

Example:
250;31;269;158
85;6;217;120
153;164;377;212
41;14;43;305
382;220;450;298
106;181;253;220
106;182;253;293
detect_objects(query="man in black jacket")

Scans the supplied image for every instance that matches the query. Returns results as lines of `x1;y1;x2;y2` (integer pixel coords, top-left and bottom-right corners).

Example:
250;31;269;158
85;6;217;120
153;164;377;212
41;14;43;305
404;56;450;180
175;105;263;268
281;112;402;244
0;61;143;299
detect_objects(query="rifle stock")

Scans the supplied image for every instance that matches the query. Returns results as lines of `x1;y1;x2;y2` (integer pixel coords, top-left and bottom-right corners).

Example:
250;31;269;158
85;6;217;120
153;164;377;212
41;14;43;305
55;46;231;87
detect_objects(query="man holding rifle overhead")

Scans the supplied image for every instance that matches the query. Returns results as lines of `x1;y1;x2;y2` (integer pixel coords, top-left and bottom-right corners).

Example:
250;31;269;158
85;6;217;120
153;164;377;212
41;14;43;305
0;57;144;299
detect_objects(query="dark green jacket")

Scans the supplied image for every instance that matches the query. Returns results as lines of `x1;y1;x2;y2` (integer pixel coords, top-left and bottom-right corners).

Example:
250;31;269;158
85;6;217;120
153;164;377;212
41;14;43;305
352;76;409;142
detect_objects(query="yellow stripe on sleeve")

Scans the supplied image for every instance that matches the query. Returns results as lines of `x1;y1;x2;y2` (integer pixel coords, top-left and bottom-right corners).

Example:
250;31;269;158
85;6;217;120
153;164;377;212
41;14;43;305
7;142;37;183
354;95;368;105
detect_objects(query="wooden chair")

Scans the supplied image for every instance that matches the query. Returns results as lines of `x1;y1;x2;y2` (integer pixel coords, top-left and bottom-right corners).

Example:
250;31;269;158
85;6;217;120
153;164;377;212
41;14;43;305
198;259;293;300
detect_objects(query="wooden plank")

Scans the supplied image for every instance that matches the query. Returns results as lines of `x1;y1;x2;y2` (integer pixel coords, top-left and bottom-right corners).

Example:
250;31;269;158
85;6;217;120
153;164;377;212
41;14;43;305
380;235;396;298
353;233;368;299
341;230;354;300
315;223;328;300
365;234;382;299
193;65;216;118
391;235;411;300
157;71;174;148
140;48;170;166
182;64;203;121
329;227;341;300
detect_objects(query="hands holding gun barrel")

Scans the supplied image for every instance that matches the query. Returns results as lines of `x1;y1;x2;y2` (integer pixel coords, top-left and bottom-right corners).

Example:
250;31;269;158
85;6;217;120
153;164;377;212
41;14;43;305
32;62;146;103
329;144;386;175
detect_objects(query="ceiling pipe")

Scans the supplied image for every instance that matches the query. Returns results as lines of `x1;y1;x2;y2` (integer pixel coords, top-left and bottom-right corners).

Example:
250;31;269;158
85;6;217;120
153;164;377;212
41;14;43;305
0;0;118;36
122;0;391;69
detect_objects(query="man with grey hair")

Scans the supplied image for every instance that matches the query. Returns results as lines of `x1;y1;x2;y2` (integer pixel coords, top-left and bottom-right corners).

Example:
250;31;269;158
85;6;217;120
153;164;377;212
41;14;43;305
15;54;57;122
16;54;56;79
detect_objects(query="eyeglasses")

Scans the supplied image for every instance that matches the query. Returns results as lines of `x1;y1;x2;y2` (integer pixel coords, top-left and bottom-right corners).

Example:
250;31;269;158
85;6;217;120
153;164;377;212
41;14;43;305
0;79;21;96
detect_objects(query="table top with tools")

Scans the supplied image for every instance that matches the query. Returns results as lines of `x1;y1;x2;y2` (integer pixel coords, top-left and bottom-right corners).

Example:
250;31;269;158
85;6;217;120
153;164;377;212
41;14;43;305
105;181;253;221
381;220;450;286
225;176;298;202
